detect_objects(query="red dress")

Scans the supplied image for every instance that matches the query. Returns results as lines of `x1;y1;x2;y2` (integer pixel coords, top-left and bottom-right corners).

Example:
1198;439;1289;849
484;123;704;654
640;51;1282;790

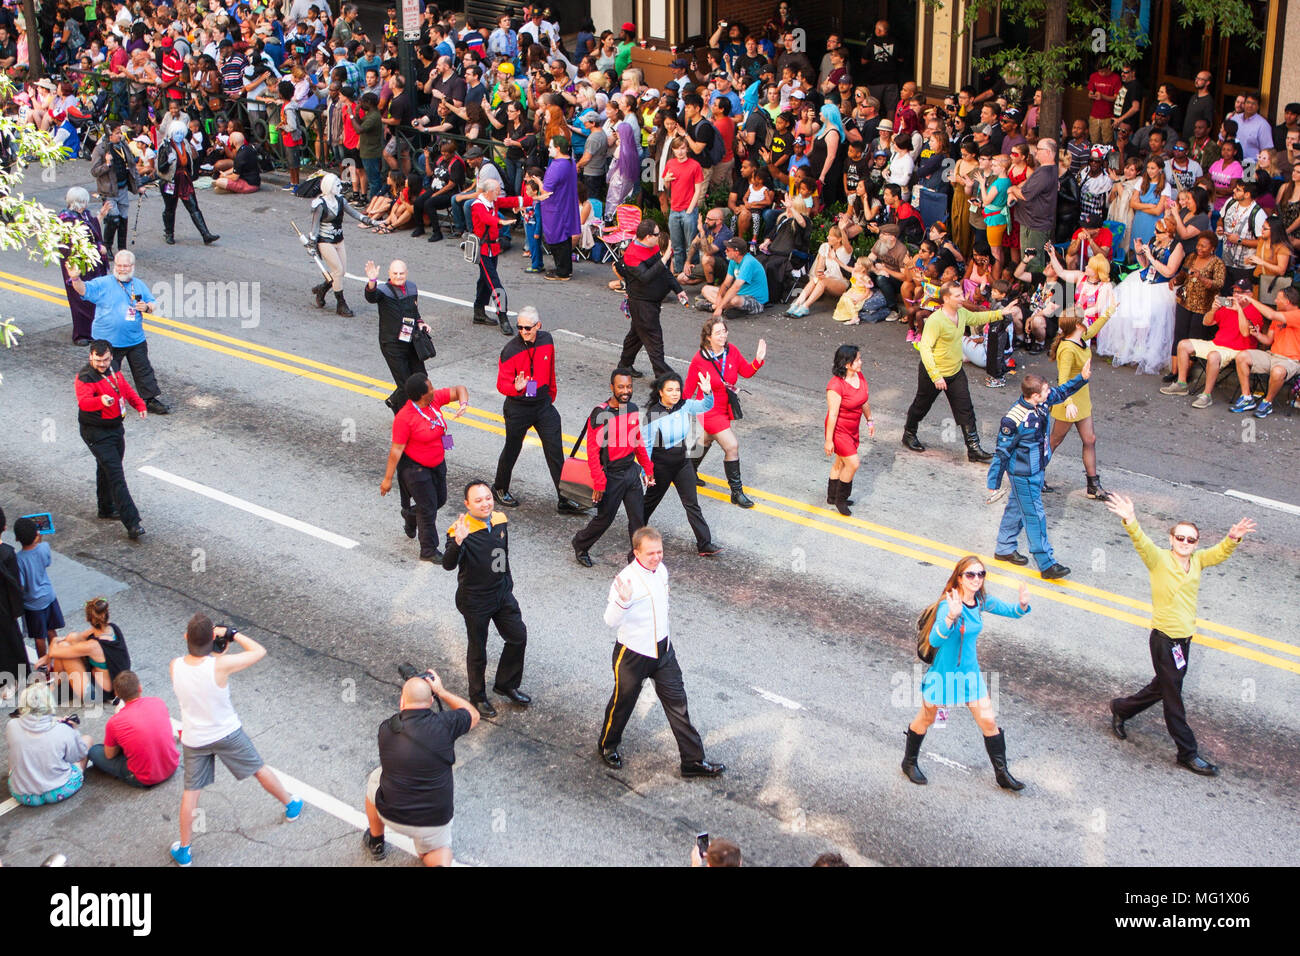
826;374;869;456
1006;163;1028;251
684;345;764;434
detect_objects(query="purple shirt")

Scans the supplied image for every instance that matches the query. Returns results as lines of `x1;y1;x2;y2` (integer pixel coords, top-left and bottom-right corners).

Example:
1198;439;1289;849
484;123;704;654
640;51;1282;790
540;156;581;244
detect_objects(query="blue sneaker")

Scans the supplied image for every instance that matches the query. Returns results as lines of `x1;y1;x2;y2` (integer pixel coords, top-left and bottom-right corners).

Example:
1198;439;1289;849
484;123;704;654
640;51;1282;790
1228;395;1258;413
170;841;192;866
284;795;304;821
523;266;543;274
1253;400;1274;418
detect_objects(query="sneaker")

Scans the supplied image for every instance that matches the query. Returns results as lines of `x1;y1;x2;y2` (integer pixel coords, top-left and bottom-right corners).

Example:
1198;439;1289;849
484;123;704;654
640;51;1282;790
363;831;387;861
1253;400;1274;419
281;183;297;192
1159;380;1190;395
1161;372;1178;384
284;795;304;821
170;842;192;866
523;266;543;273
1228;395;1258;413
1190;393;1213;409
984;376;1007;388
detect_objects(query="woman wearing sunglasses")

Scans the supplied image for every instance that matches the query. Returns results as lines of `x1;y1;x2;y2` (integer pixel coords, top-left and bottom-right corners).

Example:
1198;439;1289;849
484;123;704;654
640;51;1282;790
902;556;1031;790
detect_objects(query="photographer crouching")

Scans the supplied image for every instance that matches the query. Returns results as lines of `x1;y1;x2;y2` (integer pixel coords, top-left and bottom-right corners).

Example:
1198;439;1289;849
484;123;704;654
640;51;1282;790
363;664;480;867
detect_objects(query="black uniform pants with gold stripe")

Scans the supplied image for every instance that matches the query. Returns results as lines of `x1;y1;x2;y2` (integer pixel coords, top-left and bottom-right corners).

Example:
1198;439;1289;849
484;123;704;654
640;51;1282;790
598;638;704;763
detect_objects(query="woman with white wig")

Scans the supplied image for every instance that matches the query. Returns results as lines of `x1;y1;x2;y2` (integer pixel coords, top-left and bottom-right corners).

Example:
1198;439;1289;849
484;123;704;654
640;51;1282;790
58;186;110;346
306;172;376;317
5;683;93;807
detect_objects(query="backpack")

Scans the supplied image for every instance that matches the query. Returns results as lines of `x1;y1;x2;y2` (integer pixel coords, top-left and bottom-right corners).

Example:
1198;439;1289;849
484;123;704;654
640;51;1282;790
916;601;940;664
695;119;723;166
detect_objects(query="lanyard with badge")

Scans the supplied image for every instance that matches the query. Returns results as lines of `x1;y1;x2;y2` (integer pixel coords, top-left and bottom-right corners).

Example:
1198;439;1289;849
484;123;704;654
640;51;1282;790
389;283;416;341
100;367;126;417
411;400;453;450
523;342;538;397
119;278;142;323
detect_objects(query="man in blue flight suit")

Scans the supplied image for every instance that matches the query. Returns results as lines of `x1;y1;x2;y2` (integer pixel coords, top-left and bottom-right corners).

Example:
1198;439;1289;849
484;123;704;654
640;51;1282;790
986;363;1092;580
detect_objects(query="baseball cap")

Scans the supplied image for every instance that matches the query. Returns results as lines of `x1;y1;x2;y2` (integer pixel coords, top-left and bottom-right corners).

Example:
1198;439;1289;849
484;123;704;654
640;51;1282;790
790;89;806;100
876;118;893;132
621;21;636;32
1090;145;1106;159
793;134;807;148
1232;277;1254;291
465;145;486;159
1083;213;1103;228
640;88;660;100
1003;106;1022;121
972;122;992;135
873;148;888;158
837;75;853;85
1155;103;1173;115
161;36;174;47
670;58;689;69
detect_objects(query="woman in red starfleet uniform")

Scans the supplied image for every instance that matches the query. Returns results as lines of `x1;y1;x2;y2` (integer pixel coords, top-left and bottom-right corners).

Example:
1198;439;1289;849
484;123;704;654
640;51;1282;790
824;344;874;516
684;318;767;509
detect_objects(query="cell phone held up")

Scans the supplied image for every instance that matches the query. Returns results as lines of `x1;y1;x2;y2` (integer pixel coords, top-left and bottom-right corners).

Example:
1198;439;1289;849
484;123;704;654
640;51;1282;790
696;831;710;861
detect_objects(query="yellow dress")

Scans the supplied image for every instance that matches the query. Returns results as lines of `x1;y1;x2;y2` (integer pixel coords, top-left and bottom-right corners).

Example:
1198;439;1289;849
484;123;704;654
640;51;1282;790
949;159;978;257
834;276;870;323
1051;311;1113;422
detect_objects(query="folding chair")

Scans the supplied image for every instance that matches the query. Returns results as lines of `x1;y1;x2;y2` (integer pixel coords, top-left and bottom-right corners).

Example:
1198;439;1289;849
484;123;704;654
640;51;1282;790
1103;219;1126;266
598;204;643;260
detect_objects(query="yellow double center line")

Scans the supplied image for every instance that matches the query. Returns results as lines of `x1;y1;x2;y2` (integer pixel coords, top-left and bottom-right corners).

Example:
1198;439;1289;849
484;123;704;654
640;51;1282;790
5;267;1297;675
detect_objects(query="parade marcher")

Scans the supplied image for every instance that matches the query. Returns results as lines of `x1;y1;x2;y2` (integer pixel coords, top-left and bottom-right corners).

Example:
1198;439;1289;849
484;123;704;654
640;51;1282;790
470;178;515;336
441;481;531;718
88;124;140;254
683;318;767;508
616;220;692;378
641;371;722;556
156;126;220;246
363;259;430;414
597;526;725;777
1048;309;1114;500
902;555;1031;790
307;172;375;317
986;367;1091;579
900;280;996;462
1105;494;1256;776
380;373;469;562
67;253;170;415
58;187;109;346
824;344;875;517
491;307;586;515
73;341;147;540
572;368;656;568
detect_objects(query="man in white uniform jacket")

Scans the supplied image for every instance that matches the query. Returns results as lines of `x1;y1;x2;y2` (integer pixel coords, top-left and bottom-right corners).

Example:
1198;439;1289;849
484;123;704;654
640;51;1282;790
596;526;726;777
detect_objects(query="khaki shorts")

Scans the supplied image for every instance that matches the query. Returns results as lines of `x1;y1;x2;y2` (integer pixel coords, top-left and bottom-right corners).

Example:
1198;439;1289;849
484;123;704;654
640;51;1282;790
1190;340;1242;364
1241;349;1300;379
366;766;452;855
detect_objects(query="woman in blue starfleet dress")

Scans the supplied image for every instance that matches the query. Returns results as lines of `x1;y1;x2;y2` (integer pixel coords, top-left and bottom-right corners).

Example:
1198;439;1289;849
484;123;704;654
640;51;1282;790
902;555;1032;790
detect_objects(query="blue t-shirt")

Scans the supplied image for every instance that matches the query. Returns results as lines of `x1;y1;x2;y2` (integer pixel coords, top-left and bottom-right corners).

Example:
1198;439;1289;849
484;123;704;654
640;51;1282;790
82;275;156;348
728;253;769;304
15;542;55;611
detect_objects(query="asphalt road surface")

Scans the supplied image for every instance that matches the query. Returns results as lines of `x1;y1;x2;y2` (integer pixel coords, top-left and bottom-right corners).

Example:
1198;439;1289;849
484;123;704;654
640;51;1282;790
0;162;1297;867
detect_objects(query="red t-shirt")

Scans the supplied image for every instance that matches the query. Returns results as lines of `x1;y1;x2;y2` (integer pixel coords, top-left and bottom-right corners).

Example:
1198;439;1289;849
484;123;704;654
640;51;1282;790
623;240;659;267
664;156;704;212
104;697;179;786
1088;71;1121;119
392;387;453;467
714;114;736;163
1211;303;1261;351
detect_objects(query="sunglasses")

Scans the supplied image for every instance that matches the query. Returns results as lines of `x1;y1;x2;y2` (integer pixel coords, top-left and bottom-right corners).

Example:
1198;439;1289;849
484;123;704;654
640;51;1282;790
962;570;987;580
1172;534;1198;544
516;323;538;330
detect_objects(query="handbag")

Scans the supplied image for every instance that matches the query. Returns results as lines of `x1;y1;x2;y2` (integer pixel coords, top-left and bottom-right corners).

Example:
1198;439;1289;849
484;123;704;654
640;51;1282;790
413;324;436;361
706;350;742;420
557;420;595;509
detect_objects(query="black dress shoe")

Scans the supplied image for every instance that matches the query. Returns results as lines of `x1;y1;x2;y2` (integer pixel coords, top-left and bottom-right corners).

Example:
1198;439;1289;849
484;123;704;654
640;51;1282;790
419;549;444;562
402;508;417;539
995;551;1029;566
575;550;593;568
493;487;521;508
556;498;587;515
97;509;120;520
1110;712;1128;740
498;313;514;336
681;759;726;778
628;367;644;378
697;541;723;556
1041;482;1057;493
146;398;171;415
494;687;531;706
1041;563;1071;580
427;232;443;242
901;430;925;452
1177;754;1219;776
73;337;93;347
126;525;145;540
598;746;622;769
471;697;497;719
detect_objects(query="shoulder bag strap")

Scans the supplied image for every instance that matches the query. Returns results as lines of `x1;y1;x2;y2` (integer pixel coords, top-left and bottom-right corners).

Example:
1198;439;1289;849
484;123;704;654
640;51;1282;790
568;419;588;458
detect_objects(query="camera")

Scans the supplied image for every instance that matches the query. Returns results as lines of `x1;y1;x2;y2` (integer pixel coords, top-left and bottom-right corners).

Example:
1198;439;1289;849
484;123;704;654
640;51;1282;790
61;713;81;728
212;624;238;653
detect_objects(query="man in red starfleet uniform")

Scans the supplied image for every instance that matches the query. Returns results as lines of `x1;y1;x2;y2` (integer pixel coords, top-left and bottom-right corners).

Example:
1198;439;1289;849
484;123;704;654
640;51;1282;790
571;369;656;567
75;340;148;539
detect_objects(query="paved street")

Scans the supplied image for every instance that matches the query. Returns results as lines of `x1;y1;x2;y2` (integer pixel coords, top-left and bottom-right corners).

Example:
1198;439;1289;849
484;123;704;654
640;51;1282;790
1;161;1297;867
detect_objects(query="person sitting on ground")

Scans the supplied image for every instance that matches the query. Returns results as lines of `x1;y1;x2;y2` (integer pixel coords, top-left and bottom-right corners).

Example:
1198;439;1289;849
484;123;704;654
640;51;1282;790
88;669;179;787
213;131;261;193
5;682;92;807
678;208;733;287
37;596;131;704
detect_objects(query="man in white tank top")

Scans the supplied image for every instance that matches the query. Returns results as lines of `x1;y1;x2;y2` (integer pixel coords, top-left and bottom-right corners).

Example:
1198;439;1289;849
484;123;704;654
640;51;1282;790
168;613;302;866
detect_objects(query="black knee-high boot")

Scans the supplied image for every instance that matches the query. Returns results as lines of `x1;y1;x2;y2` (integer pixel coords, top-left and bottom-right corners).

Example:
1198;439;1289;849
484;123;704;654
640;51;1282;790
723;459;754;508
902;728;927;785
835;478;853;516
984;728;1025;791
183;197;219;244
691;443;711;487
826;477;838;505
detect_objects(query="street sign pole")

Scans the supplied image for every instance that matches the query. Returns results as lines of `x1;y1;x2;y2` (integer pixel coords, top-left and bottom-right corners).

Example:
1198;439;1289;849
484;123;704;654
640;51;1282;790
398;0;420;113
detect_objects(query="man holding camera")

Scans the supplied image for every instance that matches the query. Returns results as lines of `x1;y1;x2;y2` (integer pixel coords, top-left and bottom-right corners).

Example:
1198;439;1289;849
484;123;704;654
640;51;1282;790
168;615;303;867
364;666;479;866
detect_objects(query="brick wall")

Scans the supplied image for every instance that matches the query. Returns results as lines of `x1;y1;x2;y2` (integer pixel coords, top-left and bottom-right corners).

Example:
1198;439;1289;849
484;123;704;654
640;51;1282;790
715;0;836;49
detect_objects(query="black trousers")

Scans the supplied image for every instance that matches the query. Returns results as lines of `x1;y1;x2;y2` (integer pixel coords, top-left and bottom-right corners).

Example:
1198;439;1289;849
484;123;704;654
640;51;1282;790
572;464;644;555
380;339;425;411
80;423;140;530
460;592;527;700
904;363;977;433
643;451;712;549
875;274;902;309
474;253;504;310
618;298;672;376
1111;629;1199;761
422;191;454;237
599;639;705;762
546;236;573;277
1172;303;1214;355
495;399;564;494
398;456;447;558
110;341;160;401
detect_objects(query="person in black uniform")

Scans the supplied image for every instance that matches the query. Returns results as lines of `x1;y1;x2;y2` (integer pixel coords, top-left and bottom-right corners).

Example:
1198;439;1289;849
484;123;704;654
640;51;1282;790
363;259;430;414
571;369;656;567
441;481;530;719
491;306;587;515
616;220;692;378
